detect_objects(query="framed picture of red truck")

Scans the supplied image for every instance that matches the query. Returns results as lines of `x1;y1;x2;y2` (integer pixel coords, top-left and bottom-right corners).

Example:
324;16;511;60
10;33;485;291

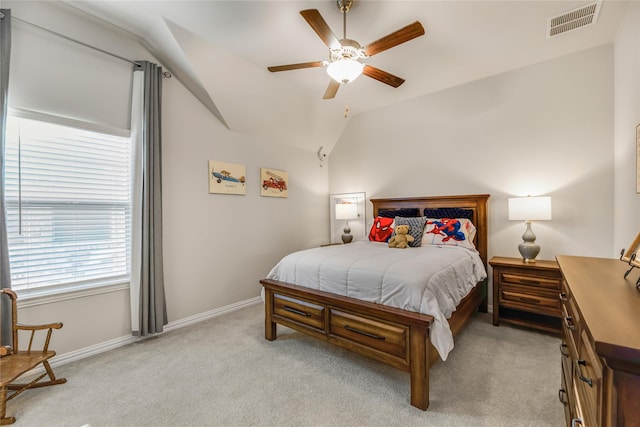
260;168;288;198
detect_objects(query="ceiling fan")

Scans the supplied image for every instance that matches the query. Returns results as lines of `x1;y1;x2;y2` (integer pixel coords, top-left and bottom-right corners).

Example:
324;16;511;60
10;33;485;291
267;0;425;100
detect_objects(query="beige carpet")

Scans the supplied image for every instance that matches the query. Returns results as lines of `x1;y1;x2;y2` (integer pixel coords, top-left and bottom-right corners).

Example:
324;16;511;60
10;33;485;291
8;303;564;427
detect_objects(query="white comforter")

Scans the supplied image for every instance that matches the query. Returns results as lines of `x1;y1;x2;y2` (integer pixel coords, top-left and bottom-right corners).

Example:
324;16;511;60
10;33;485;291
265;240;487;361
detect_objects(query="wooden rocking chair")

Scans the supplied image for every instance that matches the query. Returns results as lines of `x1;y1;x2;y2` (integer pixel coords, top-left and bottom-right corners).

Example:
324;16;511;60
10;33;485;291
0;289;67;425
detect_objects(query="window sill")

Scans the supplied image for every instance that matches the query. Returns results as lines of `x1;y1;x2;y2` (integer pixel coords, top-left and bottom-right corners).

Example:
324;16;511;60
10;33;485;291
16;281;130;309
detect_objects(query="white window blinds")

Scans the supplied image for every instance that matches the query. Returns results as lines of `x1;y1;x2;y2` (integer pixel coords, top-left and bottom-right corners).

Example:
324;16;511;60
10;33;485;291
5;114;131;294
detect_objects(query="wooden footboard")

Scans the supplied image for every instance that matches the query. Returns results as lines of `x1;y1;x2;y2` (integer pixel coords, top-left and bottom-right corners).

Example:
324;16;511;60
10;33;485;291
261;278;486;410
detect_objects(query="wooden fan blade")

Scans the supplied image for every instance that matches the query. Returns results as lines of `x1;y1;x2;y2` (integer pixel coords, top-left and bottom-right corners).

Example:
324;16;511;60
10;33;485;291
364;21;425;57
300;9;341;50
363;65;405;88
323;80;340;100
267;61;325;72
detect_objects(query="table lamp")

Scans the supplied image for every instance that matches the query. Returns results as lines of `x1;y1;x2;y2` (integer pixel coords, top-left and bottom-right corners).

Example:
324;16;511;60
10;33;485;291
335;203;359;243
508;196;552;263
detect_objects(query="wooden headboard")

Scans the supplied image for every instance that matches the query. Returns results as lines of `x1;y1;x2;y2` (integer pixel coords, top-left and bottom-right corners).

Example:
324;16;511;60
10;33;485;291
370;194;490;268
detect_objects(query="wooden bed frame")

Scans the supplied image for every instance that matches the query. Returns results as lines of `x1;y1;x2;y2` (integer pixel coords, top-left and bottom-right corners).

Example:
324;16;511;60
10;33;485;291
260;194;489;410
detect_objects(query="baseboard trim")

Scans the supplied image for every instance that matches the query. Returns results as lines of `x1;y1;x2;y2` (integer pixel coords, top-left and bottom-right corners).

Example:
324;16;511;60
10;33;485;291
163;296;261;332
45;296;262;370
49;334;139;368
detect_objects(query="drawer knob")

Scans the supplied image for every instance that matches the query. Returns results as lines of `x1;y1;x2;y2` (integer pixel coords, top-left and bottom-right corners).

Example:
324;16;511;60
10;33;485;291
576;360;593;387
344;324;386;340
283;306;311;317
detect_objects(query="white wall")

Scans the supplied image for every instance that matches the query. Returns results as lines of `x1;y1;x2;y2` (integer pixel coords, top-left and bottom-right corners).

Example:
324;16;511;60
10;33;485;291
330;45;615;267
161;79;329;321
613;1;640;254
6;1;329;355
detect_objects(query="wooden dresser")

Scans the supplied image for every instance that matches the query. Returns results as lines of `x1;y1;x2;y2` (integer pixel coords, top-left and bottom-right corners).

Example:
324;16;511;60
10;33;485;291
556;255;640;426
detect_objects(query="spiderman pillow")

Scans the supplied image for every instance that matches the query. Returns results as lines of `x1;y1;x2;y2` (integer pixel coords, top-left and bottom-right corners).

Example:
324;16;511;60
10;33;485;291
368;216;394;242
423;218;477;249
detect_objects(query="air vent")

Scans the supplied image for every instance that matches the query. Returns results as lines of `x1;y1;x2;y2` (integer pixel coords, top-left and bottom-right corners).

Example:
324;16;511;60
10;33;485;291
547;1;602;37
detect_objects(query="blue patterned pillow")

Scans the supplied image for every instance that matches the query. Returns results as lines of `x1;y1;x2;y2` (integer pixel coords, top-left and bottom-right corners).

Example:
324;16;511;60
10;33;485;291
390;216;427;247
423;208;474;220
378;208;419;218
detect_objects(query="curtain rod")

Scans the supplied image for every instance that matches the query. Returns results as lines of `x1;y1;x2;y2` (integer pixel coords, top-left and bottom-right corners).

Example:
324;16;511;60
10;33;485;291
9;14;172;77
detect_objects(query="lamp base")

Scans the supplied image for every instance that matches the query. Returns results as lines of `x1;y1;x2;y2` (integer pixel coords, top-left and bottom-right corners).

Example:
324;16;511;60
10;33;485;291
342;220;353;244
518;220;540;263
518;242;540;263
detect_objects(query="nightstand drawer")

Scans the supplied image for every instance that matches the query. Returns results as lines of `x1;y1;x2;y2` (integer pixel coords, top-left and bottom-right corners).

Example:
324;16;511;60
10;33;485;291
499;285;561;314
500;272;561;290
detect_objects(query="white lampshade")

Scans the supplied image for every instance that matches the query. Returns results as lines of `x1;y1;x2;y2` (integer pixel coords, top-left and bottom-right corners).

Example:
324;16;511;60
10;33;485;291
327;59;364;84
508;196;552;221
335;203;358;220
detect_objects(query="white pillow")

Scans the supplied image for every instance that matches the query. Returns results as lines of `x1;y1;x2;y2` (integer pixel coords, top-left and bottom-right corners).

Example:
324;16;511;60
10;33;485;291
422;218;477;249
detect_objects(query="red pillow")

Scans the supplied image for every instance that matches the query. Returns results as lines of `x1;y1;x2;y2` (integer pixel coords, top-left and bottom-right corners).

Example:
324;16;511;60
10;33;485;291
369;217;394;242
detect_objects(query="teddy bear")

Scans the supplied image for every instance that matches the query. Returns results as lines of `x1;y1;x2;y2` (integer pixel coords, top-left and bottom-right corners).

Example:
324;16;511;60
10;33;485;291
388;224;414;248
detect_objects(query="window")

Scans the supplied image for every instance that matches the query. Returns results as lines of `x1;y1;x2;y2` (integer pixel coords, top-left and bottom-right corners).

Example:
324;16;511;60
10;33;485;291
4;113;131;296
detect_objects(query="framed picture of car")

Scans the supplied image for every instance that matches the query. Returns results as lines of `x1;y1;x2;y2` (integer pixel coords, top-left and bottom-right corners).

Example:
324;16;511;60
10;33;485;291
260;168;288;198
208;160;246;195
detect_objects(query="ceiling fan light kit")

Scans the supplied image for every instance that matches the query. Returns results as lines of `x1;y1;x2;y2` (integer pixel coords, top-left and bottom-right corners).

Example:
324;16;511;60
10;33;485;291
267;0;425;99
327;58;364;84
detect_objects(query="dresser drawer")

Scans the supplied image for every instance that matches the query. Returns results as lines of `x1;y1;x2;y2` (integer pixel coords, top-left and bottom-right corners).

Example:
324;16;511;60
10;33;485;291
500;271;561;290
574;330;602;427
560;280;580;356
499;284;561;315
560;341;573;396
273;295;326;331
562;306;579;362
329;309;408;359
572;381;588;427
559;359;572;427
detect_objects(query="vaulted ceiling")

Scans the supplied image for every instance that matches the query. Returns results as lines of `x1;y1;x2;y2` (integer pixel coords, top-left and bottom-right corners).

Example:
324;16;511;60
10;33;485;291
66;1;629;151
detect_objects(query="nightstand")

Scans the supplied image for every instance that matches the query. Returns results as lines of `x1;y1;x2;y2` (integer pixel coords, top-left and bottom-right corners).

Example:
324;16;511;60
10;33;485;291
489;256;562;335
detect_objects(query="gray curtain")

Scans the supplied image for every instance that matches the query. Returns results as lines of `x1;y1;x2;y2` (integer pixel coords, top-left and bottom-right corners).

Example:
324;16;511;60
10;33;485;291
0;9;12;347
134;61;167;336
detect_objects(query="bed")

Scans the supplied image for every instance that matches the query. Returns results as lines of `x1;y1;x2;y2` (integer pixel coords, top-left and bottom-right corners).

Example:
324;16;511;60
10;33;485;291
260;194;489;410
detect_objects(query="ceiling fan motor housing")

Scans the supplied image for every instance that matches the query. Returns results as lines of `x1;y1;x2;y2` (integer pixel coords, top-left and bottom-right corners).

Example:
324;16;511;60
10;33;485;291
330;39;366;62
